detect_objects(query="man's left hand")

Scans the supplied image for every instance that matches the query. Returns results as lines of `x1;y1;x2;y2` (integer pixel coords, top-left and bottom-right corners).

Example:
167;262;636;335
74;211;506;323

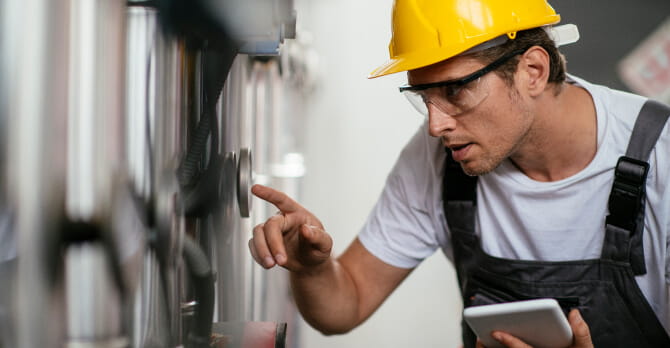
475;309;594;348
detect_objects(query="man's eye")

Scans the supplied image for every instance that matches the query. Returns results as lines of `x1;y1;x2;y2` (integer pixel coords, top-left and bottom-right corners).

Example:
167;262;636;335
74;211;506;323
444;85;463;98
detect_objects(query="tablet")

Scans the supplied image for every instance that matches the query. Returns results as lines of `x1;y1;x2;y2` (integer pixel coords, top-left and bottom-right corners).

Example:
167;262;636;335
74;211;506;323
463;298;573;348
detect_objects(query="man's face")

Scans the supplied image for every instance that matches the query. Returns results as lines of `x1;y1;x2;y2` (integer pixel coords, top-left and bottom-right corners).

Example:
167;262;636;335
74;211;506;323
407;55;534;176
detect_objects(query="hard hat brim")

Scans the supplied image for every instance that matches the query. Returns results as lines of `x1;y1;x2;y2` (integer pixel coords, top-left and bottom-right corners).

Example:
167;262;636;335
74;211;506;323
369;6;561;79
368;39;497;79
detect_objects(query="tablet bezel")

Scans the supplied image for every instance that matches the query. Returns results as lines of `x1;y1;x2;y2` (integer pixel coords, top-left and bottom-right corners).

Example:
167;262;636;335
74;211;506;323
463;298;573;348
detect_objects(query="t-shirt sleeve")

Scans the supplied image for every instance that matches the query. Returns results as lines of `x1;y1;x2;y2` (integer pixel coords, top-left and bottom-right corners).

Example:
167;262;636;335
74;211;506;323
358;123;445;269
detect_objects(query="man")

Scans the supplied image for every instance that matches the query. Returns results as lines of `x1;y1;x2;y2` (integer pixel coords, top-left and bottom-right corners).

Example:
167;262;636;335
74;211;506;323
248;0;670;347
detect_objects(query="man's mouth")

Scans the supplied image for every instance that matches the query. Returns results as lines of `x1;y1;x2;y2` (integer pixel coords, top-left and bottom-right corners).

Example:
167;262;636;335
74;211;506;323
449;143;473;161
450;143;469;151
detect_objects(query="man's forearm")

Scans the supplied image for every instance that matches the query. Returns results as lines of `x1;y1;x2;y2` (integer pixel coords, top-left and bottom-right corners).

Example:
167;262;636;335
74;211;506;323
290;258;361;335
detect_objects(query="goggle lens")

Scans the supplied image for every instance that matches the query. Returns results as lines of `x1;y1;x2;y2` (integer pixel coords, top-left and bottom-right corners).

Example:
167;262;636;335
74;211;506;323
401;77;488;117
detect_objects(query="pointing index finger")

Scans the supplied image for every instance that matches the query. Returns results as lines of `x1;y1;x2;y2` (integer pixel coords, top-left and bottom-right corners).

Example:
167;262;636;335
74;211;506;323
251;184;300;213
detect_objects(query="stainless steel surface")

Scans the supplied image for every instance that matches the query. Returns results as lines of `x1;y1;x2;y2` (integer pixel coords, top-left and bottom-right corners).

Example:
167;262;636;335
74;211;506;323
5;0;71;347
65;243;123;341
1;1;304;346
4;0;128;346
126;4;191;346
132;250;169;348
66;338;129;348
212;51;308;328
126;5;158;200
0;0;7;210
64;1;129;346
213;53;252;324
0;5;12;339
0;258;15;348
214;149;248;322
248;60;276;322
66;0;126;221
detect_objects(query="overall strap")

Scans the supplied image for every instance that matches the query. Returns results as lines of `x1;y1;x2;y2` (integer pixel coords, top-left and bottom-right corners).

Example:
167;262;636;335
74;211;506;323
443;149;478;236
443;150;479;289
602;100;670;275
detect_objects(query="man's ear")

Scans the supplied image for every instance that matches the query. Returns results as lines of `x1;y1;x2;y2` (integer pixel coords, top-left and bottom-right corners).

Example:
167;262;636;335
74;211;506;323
518;46;550;97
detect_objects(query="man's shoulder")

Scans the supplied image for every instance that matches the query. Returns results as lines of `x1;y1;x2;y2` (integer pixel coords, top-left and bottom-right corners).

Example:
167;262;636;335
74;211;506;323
571;75;651;143
569;74;647;111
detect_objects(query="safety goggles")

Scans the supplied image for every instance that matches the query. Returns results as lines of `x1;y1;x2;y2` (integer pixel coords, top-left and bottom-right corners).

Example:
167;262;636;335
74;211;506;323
399;48;528;117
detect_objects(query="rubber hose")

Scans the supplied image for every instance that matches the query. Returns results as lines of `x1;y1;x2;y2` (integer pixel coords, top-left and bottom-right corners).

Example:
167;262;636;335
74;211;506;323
177;46;236;189
182;236;215;348
177;113;210;188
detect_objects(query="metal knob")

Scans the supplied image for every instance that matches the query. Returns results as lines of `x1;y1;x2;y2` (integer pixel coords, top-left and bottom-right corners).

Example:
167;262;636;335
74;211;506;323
237;148;252;218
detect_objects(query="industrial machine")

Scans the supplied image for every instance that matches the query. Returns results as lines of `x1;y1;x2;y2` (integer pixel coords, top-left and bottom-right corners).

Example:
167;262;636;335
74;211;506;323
0;0;312;347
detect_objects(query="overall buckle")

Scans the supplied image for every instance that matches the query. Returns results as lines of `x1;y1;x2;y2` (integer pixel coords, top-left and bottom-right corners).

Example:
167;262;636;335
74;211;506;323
606;156;649;231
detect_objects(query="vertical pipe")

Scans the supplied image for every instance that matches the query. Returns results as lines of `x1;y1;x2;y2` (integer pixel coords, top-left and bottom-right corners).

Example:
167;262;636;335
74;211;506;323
63;0;128;346
66;0;126;221
5;0;70;346
126;6;158;200
65;243;124;345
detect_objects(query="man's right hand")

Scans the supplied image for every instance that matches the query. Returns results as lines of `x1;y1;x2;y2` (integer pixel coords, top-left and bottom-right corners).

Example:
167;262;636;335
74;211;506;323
248;184;333;274
249;185;412;335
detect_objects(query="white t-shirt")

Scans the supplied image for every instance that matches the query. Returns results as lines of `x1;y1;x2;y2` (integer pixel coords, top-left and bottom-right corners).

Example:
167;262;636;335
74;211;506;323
358;76;670;328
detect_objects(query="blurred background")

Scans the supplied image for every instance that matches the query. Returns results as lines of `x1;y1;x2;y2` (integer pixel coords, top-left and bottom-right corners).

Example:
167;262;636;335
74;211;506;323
0;0;668;348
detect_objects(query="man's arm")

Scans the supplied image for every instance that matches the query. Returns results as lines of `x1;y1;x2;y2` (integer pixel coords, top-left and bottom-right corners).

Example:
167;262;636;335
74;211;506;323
249;184;412;334
291;238;412;334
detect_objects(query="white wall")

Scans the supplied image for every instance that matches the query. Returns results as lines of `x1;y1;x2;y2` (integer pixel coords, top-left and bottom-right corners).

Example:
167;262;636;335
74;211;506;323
292;1;463;347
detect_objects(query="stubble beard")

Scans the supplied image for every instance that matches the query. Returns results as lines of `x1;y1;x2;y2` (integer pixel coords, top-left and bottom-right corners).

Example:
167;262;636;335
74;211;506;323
460;155;502;176
459;87;532;177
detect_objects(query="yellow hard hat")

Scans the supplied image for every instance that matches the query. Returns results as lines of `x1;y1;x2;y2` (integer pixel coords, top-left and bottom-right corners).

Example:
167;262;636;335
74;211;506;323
369;0;561;79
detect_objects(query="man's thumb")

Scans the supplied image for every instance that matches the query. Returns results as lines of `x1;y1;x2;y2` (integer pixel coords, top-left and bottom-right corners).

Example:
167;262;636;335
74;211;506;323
300;224;331;253
301;224;319;241
570;310;593;347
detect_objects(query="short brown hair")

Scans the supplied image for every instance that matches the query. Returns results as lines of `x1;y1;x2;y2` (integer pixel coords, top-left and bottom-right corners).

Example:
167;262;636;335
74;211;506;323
468;27;567;90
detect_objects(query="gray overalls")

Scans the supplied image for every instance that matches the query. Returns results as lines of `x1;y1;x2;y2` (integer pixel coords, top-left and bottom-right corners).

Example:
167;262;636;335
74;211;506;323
443;100;670;347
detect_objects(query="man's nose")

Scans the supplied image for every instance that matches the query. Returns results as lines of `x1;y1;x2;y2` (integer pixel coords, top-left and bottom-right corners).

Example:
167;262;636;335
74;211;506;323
427;103;457;137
